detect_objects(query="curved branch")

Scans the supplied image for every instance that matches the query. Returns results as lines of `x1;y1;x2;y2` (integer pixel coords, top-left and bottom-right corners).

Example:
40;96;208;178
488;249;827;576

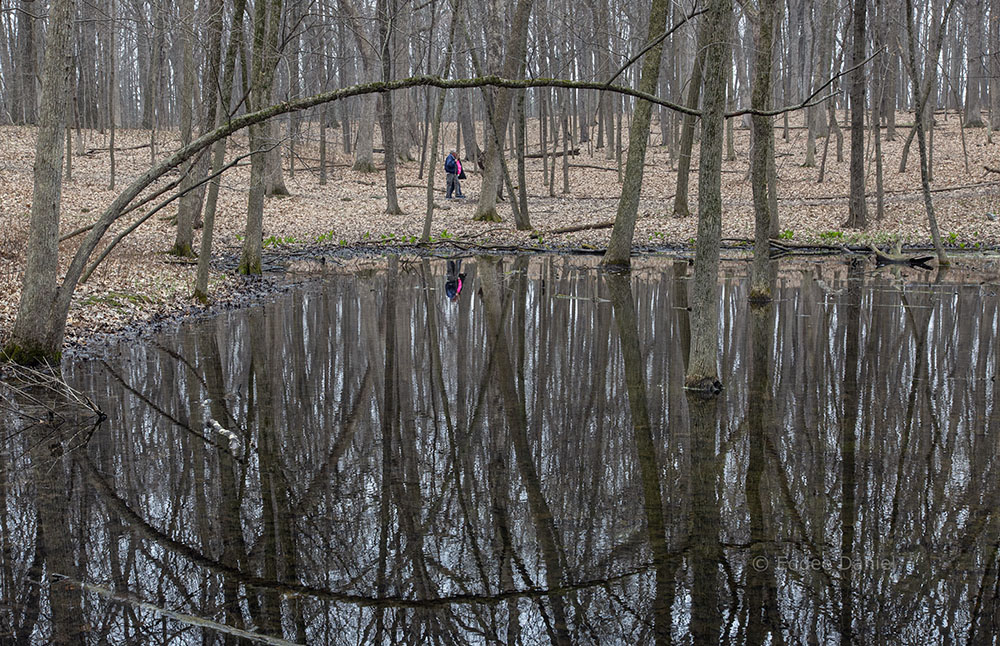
605;8;708;88
726;49;881;118
50;64;881;342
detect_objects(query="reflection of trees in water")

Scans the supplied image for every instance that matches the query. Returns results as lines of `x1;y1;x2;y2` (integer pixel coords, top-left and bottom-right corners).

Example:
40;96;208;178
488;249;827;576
2;258;1000;643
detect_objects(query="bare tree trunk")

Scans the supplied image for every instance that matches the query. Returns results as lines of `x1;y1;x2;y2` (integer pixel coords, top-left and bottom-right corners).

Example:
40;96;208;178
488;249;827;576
421;0;461;242
107;0;116;189
750;0;778;302
239;0;284;274
5;0;75;363
195;0;244;300
991;0;1000;131
319;106;328;185
340;0;379;172
845;0;867;229
672;19;708;219
872;0;888;221
471;0;534;222
390;0;417;162
963;0;986;127
456;94;480;165
904;0;953;265
601;0;674;267
15;0;39;123
594;0;612;154
561;99;570;193
805;0;834;167
353;95;378;171
516;83;529;221
685;0;730;390
170;0;197;257
377;0;403;214
264;117;290;196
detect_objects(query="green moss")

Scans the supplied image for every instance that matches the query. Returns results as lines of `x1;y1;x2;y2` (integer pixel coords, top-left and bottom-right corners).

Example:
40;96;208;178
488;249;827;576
81;291;153;309
168;243;196;258
473;209;503;223
238;259;262;275
2;341;61;367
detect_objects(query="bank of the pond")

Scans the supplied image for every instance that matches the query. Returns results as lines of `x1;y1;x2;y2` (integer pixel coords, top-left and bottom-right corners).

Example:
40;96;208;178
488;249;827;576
2;119;999;355
29;245;1000;364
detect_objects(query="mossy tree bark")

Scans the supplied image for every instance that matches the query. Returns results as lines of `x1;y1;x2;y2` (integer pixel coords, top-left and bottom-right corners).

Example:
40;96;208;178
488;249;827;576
5;0;75;364
601;0;673;268
685;0;730;390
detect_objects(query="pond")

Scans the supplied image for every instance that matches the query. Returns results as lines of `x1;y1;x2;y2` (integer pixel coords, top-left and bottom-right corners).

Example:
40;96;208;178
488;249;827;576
2;254;999;645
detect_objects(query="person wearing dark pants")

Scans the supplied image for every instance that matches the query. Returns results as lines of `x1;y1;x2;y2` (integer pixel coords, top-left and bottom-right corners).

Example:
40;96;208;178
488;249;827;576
444;150;464;199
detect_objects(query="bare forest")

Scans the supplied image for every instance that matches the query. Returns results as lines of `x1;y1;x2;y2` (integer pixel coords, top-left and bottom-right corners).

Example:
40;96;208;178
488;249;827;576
1;0;1000;361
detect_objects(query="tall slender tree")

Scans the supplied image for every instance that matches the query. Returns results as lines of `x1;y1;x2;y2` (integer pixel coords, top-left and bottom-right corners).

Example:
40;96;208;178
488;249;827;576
376;0;403;214
5;0;76;363
904;0;957;265
671;19;708;219
844;0;867;229
601;0;675;268
750;0;778;302
471;0;534;223
685;0;730;390
340;0;380;173
238;0;285;275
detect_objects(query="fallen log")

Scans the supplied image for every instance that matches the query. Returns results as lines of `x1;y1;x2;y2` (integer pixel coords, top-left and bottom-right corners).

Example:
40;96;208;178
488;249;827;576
538;220;616;236
868;244;934;269
524;149;580;159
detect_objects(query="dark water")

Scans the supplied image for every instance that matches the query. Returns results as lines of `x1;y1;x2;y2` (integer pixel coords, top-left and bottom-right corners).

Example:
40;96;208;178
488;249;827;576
3;254;1000;645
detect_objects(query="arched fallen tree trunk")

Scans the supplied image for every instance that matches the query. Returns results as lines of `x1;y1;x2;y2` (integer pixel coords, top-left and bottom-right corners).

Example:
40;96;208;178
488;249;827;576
4;72;848;365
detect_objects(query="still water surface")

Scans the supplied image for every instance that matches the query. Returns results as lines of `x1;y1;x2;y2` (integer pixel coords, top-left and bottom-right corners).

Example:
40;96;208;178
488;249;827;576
3;254;1000;645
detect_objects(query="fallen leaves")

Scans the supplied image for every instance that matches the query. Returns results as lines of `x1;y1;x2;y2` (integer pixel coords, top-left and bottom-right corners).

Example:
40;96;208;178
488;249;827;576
0;113;998;349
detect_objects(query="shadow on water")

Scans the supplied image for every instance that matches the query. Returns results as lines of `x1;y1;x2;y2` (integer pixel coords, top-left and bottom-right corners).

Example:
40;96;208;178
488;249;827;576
3;254;1000;644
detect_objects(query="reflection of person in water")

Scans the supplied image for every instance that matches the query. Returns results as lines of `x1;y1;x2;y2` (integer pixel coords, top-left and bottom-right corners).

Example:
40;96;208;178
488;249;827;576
445;259;465;301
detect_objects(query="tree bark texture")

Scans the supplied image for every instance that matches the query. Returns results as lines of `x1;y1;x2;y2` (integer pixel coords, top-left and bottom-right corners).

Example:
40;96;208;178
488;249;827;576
601;0;673;268
239;0;284;275
846;0;867;229
672;19;708;219
750;0;778;301
685;0;730;388
6;0;75;363
472;0;534;222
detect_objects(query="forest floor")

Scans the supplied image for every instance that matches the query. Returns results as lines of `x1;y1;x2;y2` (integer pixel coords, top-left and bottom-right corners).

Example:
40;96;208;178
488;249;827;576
1;112;999;352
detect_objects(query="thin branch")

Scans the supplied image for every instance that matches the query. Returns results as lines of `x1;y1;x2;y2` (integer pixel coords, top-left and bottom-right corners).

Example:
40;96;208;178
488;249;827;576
727;49;882;118
79;150;256;282
605;8;708;88
52;575;304;646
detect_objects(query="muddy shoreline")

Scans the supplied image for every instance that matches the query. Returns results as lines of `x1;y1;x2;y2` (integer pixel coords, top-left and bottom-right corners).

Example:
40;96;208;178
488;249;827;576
53;241;1000;365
